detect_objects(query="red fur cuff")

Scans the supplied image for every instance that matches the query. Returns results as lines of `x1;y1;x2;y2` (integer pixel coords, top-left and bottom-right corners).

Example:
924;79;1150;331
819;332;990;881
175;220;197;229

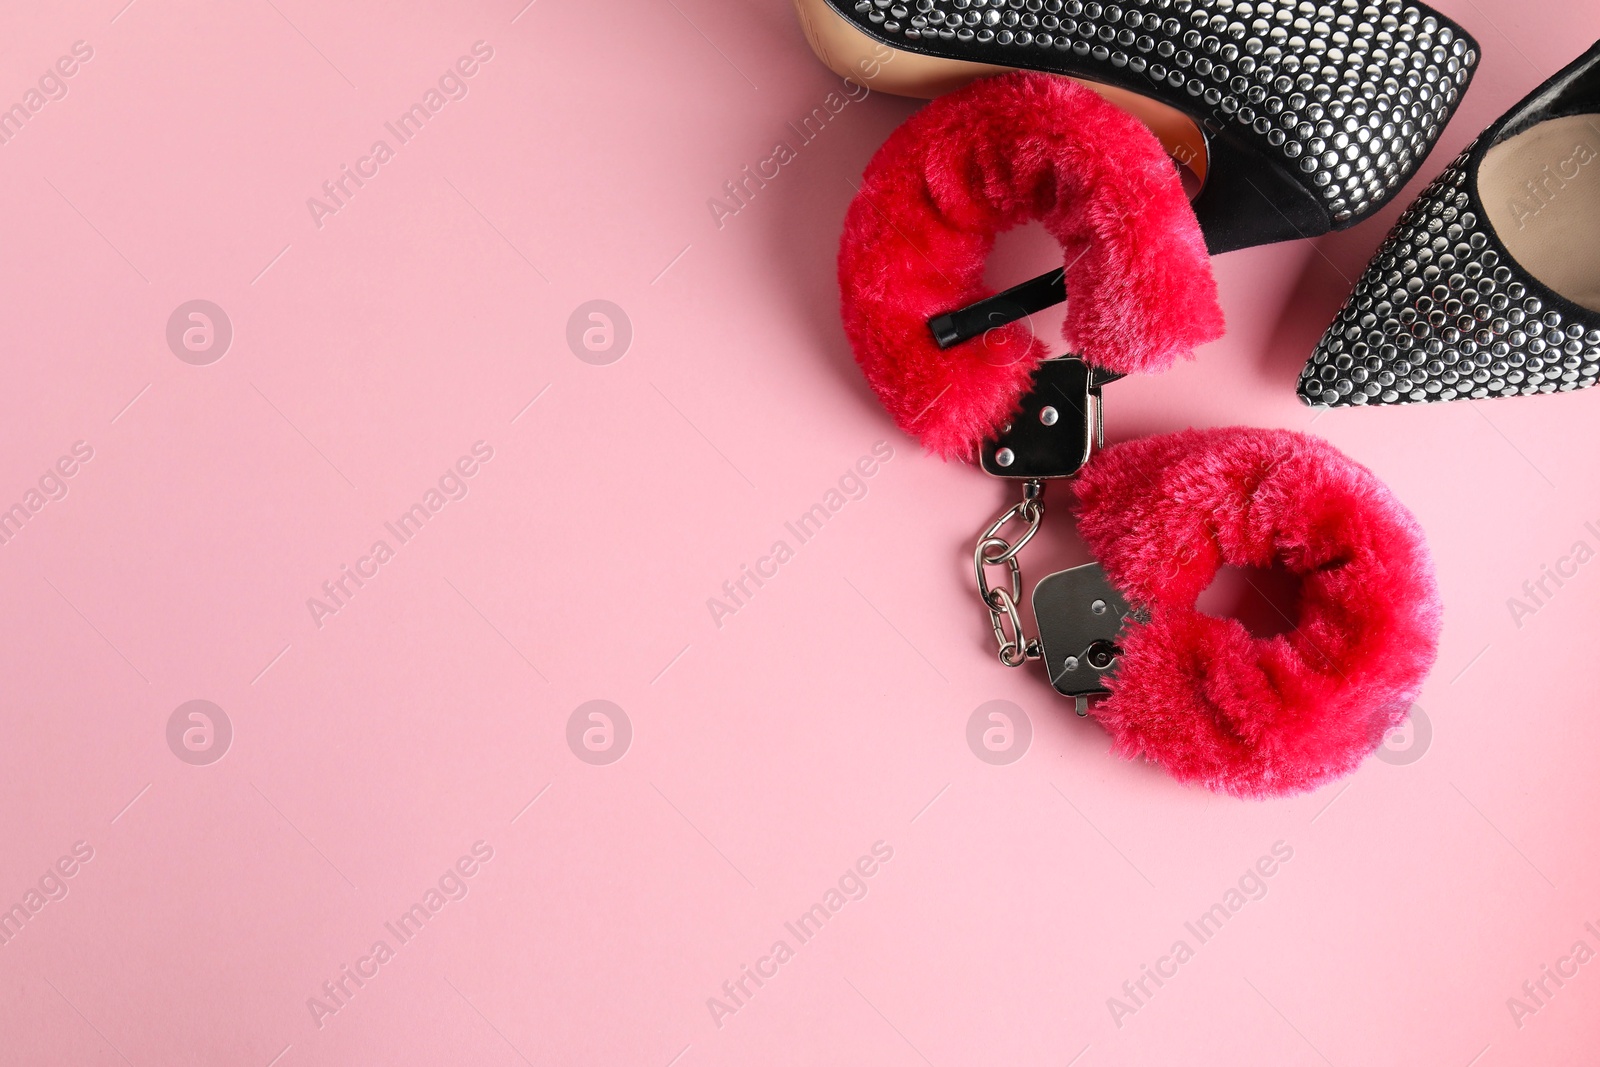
837;71;1224;460
1071;427;1443;798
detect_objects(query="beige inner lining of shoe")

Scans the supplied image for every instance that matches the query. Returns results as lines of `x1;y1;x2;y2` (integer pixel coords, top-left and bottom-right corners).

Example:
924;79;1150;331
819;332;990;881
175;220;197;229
1480;113;1600;313
794;0;1209;190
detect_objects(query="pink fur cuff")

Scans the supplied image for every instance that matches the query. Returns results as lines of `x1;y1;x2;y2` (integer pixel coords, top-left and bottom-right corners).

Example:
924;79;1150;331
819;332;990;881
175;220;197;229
837;71;1224;460
1071;426;1443;798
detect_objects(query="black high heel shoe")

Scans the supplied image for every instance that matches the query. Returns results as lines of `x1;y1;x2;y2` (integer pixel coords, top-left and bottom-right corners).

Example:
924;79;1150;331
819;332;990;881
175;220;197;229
799;0;1479;254
1300;40;1600;408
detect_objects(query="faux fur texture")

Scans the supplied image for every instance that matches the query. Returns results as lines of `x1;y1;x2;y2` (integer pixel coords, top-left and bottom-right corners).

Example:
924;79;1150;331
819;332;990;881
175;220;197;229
837;72;1224;460
1071;427;1442;798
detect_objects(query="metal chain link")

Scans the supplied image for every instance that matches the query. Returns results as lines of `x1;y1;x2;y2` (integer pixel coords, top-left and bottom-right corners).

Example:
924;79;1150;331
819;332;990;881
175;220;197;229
972;480;1045;667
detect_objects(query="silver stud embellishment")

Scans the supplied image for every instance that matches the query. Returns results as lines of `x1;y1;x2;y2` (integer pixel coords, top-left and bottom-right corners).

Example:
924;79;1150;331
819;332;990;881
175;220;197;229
849;0;1476;219
1300;149;1599;407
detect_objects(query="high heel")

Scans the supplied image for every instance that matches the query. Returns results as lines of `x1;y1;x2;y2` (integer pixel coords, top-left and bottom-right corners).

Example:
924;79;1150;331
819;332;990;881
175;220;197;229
797;0;1480;253
1300;40;1600;407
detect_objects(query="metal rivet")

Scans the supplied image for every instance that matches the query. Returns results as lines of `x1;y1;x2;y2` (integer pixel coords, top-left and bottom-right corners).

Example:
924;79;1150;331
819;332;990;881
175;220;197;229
1090;599;1107;614
1039;405;1059;425
1063;656;1079;671
995;447;1015;467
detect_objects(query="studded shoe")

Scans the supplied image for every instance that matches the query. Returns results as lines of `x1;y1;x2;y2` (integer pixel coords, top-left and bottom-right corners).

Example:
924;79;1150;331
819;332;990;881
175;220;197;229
1300;39;1600;408
796;0;1480;254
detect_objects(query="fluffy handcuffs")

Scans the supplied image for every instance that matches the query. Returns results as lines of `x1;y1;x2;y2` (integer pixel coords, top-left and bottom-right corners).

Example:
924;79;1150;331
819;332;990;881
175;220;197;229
839;73;1442;798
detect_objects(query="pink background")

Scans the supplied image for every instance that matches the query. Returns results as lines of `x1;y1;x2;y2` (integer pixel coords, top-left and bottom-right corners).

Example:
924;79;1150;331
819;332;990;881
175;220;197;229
1;0;1597;1063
